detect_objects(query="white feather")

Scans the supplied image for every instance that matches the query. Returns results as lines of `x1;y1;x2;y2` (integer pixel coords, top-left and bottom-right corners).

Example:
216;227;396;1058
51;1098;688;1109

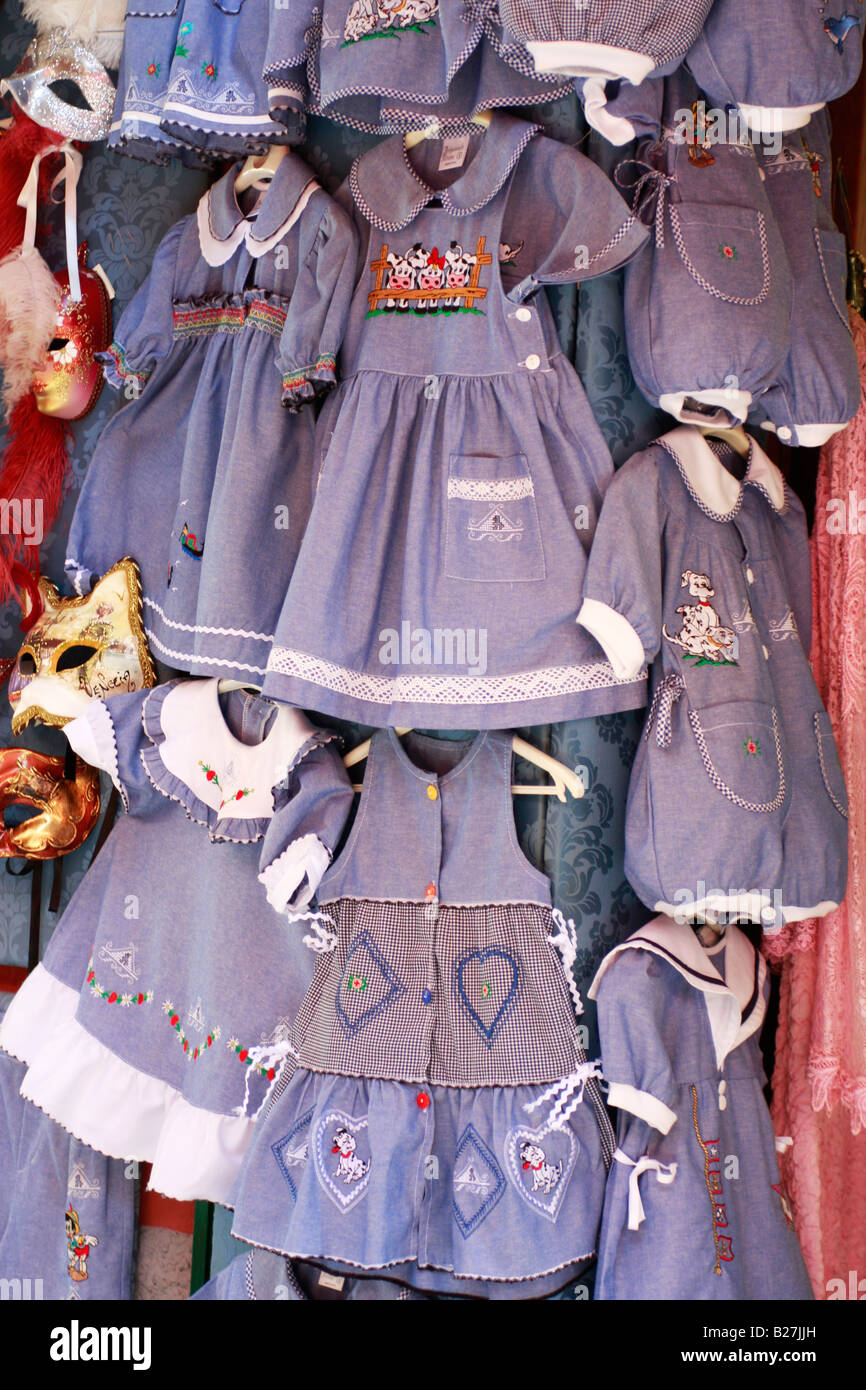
22;0;126;68
0;249;61;418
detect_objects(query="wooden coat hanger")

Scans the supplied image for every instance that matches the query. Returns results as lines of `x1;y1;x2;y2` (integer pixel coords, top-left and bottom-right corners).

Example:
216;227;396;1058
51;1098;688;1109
404;109;492;150
697;424;751;459
234;145;287;193
344;729;584;801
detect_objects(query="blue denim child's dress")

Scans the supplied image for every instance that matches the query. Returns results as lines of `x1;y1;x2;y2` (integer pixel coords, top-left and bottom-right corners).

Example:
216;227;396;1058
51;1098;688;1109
262;1;572;136
589;918;814;1301
230;728;615;1297
262;114;650;729
65;155;357;682
0;681;354;1205
578;426;849;929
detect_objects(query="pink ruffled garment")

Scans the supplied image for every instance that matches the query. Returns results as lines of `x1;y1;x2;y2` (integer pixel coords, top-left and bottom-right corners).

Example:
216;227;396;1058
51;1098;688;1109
769;307;866;1297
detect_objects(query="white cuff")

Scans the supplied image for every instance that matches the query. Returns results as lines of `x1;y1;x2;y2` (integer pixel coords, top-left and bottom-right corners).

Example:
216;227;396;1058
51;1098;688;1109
761;420;852;449
608;1081;677;1134
526;40;654;84
581;76;637;147
738;102;824;136
259;832;331;915
65;700;126;806
577;598;646;681
659;388;752;427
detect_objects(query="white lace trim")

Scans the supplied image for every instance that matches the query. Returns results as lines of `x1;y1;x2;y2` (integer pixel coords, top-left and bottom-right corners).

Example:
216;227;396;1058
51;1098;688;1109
258;833;331;915
265;647;637;705
16;971;253;1203
446;477;535;501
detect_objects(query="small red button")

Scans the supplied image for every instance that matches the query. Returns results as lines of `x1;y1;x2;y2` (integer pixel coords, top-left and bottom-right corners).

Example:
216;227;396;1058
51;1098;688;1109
416;1092;430;1110
425;883;437;899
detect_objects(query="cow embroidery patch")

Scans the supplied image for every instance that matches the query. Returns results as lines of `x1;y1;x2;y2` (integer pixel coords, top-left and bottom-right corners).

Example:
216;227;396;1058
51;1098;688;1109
663;570;738;666
343;0;438;47
367;237;492;317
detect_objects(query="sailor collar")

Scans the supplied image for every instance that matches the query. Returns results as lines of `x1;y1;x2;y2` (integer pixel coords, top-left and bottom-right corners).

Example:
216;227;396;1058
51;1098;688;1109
658;425;789;522
197;154;320;267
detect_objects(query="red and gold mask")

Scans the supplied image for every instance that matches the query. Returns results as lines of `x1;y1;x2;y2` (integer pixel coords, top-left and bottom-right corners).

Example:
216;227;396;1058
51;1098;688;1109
32;243;112;421
0;748;100;858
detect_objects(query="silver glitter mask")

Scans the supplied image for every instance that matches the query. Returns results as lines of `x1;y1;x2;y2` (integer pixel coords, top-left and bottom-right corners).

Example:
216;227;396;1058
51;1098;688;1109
0;31;115;142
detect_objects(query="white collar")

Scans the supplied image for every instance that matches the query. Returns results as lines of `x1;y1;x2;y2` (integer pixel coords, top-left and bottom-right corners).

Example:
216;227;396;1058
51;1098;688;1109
196;160;320;268
658;425;788;519
157;679;316;824
589;915;766;1069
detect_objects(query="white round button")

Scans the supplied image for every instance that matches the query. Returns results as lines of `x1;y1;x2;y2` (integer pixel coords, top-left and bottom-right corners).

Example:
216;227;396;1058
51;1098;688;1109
746;567;755;584
777;426;793;442
516;307;532;322
525;354;541;370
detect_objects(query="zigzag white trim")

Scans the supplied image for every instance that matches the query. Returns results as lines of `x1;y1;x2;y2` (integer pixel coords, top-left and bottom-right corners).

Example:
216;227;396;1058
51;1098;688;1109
143;597;273;643
266;646;635;704
144;628;267;676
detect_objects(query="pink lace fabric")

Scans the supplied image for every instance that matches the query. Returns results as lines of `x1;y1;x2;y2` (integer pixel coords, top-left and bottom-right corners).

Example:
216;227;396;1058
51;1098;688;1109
770;307;866;1297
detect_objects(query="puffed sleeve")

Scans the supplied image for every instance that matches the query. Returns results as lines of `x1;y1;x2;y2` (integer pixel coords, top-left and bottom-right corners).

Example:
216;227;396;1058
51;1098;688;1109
276;197;359;409
577;450;662;680
262;0;314;126
258;736;354;915
500;136;649;302
96;220;185;394
592;949;679;1134
63;688;158;818
577;74;665;147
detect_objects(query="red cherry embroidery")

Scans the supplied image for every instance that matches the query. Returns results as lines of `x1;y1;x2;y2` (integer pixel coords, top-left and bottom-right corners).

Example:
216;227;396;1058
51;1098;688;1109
239;1049;248;1063
108;992;117;1003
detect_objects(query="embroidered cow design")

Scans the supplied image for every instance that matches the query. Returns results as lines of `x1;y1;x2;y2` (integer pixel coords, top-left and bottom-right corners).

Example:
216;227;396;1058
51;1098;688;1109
368;237;492;316
520;1140;562;1195
343;0;438;45
332;1127;370;1184
663;570;738;666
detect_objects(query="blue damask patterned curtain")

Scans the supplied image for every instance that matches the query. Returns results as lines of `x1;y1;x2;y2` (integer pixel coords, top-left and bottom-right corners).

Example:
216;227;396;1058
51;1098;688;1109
0;6;662;1290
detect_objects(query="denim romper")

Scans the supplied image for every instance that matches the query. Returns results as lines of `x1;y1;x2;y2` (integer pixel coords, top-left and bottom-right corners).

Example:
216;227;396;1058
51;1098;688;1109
0;681;354;1205
620;70;793;429
589;918;814;1301
65;156;357;682
578;426;849;928
262;0;572;136
262;113;650;729
754;111;861;448
686;0;864;137
230;728;614;1297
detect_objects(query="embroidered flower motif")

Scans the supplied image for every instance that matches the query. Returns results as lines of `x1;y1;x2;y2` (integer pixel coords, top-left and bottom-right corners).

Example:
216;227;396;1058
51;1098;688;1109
743;738;761;756
228;1037;277;1080
85;957;152;1007
348;974;368;993
164;999;220;1061
480;981;492;999
146;60;160;78
201;60;217;80
718;243;738;261
175;22;193;57
218;787;253;811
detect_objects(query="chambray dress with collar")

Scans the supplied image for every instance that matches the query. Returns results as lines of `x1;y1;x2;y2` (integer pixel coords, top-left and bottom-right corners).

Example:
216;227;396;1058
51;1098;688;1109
589;917;814;1301
65;155;357;682
262;114;650;729
620;69;794;430
108;0;304;166
578;425;849;928
753;111;862;449
230;728;614;1297
262;0;572;136
0;680;354;1206
686;0;863;137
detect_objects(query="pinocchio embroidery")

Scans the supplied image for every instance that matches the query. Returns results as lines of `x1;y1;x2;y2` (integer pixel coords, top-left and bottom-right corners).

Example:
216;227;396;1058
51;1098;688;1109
367;238;492;317
691;1084;734;1273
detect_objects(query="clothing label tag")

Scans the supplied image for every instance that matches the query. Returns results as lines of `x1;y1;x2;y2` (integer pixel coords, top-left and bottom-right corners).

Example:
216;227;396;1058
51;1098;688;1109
318;1271;345;1291
439;136;470;171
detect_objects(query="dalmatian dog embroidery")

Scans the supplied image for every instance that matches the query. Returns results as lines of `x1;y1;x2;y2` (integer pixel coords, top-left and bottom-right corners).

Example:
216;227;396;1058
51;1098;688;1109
332;1127;370;1184
520;1140;562;1195
663;570;738;665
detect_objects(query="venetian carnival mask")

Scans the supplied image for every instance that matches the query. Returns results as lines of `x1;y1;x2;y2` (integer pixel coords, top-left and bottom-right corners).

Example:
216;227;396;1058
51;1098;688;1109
0;31;115;143
0;748;100;858
32;242;112;420
8;558;156;734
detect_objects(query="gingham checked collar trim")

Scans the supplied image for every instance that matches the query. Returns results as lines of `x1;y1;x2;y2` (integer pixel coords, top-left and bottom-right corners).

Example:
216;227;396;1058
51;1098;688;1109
589;916;766;1069
385;727;488;785
659;425;788;521
350;113;541;231
202;154;320;254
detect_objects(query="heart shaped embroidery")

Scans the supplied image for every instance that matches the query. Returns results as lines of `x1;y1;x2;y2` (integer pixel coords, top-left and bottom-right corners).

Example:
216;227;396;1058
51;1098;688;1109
504;1123;578;1223
313;1109;372;1213
455;946;520;1047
